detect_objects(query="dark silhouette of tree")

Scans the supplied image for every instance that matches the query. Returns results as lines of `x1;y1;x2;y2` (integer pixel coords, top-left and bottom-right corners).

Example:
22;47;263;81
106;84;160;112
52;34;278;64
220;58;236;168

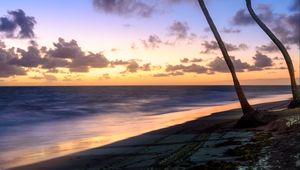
246;0;300;108
197;0;265;127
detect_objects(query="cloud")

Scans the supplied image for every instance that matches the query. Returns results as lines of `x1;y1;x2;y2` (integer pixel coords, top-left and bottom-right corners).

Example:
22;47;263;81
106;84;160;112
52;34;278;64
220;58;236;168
0;9;36;38
141;34;162;49
99;73;111;80
200;41;219;53
180;58;189;63
47;38;109;72
168;21;189;40
226;43;248;51
183;64;207;74
42;58;70;69
29;75;44;80
167;21;197;43
290;0;300;11
110;59;130;66
222;27;241;33
201;41;248;53
232;4;300;47
9;46;43;67
125;61;139;73
0;48;26;77
43;74;57;81
70;52;109;69
284;12;300;46
123;61;151;73
256;42;281;53
252;51;273;68
232;9;254;26
166;64;186;72
0;40;6;48
166;63;208;74
190;58;203;62
141;63;151;71
47;38;83;59
153;73;169;77
208;56;252;73
153;71;184;77
92;0;155;18
180;57;203;63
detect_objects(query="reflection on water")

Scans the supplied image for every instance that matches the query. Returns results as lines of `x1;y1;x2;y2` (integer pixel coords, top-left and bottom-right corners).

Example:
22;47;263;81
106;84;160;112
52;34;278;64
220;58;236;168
0;94;291;169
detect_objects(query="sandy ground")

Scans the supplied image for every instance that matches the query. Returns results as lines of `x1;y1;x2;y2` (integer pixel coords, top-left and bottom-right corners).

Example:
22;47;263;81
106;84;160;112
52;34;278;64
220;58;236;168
8;100;300;170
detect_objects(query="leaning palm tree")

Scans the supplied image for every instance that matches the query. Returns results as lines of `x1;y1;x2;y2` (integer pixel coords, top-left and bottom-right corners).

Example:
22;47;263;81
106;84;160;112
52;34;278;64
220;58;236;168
197;0;265;127
246;0;300;108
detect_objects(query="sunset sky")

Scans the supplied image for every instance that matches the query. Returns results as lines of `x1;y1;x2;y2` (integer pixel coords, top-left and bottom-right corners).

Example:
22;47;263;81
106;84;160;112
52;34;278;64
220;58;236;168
0;0;299;85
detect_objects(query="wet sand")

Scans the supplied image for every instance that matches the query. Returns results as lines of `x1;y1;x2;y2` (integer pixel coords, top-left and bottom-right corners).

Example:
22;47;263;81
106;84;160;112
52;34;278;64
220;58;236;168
9;100;296;170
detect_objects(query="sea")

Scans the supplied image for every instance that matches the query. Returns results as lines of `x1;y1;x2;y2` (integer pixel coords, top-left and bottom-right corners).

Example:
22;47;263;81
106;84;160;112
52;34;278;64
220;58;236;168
0;86;293;169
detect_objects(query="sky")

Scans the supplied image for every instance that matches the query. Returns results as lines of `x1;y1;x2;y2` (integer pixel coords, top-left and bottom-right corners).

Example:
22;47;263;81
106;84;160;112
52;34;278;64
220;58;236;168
0;0;299;86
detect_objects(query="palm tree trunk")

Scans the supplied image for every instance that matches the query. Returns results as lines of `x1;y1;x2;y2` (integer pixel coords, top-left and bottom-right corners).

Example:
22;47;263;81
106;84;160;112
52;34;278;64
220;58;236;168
246;0;300;108
197;0;255;115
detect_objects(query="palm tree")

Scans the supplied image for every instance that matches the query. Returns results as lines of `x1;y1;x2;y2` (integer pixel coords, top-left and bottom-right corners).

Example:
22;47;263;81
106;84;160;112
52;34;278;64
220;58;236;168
197;0;265;127
246;0;300;108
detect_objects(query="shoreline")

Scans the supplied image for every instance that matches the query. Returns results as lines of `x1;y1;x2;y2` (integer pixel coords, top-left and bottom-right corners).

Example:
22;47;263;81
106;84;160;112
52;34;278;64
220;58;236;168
8;99;295;170
1;93;290;169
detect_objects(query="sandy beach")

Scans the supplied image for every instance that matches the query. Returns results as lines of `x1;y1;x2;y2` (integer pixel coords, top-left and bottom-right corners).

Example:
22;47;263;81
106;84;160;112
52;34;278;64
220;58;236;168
8;99;300;170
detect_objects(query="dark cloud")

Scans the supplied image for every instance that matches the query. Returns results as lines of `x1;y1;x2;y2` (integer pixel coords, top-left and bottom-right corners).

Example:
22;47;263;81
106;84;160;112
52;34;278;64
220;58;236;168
226;43;248;51
180;58;189;63
222;27;241;33
141;63;151;71
170;71;184;76
166;64;208;74
252;51;273;68
166;64;186;72
47;38;83;59
141;34;162;49
9;46;43;67
92;0;155;18
168;21;189;40
256;42;280;53
126;61;139;73
284;12;300;46
70;52;109;69
232;4;300;47
110;59;130;66
290;0;300;11
208;56;252;73
201;41;248;53
123;61;151;73
41;58;70;69
180;57;203;63
200;41;219;53
0;9;36;38
232;5;273;26
183;64;207;74
153;71;184;77
0;48;26;77
47;38;109;72
232;9;254;26
190;58;203;62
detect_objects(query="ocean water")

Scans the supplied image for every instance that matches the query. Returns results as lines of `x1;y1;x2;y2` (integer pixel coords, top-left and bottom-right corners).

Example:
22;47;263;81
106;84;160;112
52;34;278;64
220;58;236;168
0;86;293;168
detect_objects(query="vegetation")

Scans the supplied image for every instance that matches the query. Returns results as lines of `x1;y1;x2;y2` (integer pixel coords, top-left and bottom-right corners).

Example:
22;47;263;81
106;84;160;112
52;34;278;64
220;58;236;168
246;0;300;108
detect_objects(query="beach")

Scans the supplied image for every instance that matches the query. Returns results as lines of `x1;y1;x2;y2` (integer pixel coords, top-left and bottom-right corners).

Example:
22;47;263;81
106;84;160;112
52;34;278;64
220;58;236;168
0;86;292;169
8;98;300;170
